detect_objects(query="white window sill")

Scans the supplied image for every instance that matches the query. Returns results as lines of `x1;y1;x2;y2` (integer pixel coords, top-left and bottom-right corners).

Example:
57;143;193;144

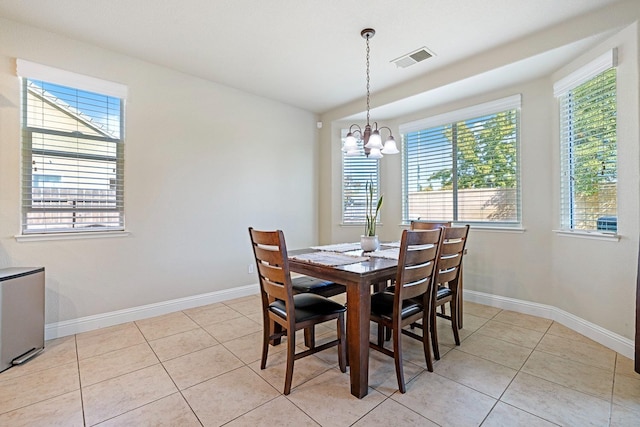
15;230;131;242
400;223;525;233
465;225;525;233
553;229;620;241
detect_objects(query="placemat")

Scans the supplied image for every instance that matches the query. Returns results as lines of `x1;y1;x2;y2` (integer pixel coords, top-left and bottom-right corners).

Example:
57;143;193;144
367;248;400;260
290;251;369;266
382;241;401;248
310;242;362;252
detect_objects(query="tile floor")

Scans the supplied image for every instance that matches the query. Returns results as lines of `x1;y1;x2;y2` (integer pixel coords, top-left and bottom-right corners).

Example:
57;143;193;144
0;295;639;426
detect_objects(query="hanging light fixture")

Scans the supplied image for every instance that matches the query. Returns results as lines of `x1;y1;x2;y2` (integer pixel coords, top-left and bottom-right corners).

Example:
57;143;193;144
343;28;399;159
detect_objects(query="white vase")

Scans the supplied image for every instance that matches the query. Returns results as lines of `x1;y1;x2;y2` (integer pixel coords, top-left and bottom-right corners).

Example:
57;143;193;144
360;235;379;252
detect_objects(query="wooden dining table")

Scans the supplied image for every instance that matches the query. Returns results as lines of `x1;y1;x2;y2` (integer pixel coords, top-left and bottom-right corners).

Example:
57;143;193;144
288;243;466;399
288;247;398;399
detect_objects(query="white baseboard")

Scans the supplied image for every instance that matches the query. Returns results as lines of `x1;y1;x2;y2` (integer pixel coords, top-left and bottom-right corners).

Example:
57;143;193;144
45;285;634;360
464;290;635;359
44;284;260;340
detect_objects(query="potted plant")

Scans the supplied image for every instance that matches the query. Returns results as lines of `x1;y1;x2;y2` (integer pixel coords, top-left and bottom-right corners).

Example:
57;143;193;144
361;180;383;251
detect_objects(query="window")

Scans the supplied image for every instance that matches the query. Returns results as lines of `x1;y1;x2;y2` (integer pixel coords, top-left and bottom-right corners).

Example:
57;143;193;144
18;60;127;234
400;95;521;226
555;51;617;233
342;134;380;225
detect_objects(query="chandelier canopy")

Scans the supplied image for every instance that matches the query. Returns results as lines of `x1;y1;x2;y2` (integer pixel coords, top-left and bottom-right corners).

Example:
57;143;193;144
343;28;399;159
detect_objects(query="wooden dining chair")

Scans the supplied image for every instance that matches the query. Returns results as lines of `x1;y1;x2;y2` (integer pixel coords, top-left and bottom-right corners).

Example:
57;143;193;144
410;220;452;317
429;224;470;359
248;227;347;395
369;228;443;393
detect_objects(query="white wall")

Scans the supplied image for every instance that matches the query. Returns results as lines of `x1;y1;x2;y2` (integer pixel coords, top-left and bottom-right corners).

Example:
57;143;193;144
0;18;320;326
319;7;640;343
549;24;639;338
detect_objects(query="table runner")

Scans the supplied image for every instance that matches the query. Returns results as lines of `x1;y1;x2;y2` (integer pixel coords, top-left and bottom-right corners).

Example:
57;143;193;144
310;242;362;252
289;251;369;266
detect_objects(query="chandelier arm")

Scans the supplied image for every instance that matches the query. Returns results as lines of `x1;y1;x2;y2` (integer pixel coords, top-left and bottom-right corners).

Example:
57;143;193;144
377;126;395;137
348;124;363;136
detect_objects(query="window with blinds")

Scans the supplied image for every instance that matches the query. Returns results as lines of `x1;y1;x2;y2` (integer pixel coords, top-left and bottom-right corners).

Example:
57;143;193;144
20;69;125;234
556;53;617;233
400;95;521;226
342;136;380;225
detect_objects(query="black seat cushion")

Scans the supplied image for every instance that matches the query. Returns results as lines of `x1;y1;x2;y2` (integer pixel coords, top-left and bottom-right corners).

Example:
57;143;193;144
292;276;337;292
437;285;452;299
370;291;423;320
291;276;345;297
269;293;346;322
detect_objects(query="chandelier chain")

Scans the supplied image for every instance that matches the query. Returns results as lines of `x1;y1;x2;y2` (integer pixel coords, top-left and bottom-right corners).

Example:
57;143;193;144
366;35;370;126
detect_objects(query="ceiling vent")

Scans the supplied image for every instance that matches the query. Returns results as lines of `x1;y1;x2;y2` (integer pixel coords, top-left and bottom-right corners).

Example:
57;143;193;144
391;47;435;68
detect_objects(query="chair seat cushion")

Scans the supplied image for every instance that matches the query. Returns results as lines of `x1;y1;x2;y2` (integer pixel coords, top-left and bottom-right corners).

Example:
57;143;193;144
269;293;346;322
437;285;452;299
292;276;342;293
370;291;423;320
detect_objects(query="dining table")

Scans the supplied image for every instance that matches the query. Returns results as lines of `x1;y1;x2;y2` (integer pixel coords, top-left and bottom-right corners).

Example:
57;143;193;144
288;241;466;399
287;243;399;398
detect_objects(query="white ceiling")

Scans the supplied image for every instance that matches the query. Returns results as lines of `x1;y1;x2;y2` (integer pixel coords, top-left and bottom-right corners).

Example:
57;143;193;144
0;0;624;115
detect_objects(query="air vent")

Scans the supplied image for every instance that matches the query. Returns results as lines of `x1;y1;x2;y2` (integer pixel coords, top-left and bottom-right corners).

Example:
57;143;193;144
391;47;435;68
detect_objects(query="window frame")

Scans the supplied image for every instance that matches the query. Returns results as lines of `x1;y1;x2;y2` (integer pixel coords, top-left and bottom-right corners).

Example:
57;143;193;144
399;95;522;227
554;50;618;234
341;130;381;226
17;60;127;236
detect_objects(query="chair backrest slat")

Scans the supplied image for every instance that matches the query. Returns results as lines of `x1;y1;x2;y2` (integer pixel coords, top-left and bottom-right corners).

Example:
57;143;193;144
410;220;451;231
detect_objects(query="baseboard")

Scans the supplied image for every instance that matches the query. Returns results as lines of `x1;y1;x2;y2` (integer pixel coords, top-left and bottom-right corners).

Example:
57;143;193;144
44;284;260;340
45;285;634;360
464;290;635;359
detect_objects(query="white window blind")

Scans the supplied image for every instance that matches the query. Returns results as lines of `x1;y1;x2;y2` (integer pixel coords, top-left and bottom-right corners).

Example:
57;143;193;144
342;133;380;225
18;61;126;234
556;54;617;233
401;96;521;225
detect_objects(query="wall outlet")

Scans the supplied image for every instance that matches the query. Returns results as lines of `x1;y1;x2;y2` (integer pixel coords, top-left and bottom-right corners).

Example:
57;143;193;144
247;263;255;274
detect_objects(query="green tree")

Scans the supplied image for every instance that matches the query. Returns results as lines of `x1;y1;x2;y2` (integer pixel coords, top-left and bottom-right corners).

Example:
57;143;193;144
568;68;617;198
428;111;518;190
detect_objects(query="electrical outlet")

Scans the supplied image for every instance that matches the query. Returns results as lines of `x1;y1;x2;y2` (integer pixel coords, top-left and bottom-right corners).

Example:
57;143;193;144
247;263;255;274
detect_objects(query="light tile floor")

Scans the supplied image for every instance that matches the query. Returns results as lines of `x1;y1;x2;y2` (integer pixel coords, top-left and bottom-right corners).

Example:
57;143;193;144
1;296;639;426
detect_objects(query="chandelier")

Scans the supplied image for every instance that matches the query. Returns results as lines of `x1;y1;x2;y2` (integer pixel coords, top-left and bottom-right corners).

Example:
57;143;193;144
343;28;399;159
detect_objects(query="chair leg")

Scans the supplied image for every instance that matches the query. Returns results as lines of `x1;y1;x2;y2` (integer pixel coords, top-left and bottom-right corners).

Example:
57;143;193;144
392;325;406;393
431;304;441;360
304;327;315;349
450;300;460;345
283;328;296;395
421;314;434;372
261;318;271;370
385;326;392;341
337;313;347;373
271;321;283;346
377;323;384;347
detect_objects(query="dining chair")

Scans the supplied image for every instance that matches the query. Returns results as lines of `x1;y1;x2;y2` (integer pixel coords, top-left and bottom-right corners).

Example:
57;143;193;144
369;228;443;393
248;227;347;395
410;220;452;317
379;219;453;342
429;224;470;359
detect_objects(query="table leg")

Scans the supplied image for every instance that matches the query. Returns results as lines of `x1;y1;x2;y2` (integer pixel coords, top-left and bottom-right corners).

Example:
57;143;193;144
346;280;371;398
